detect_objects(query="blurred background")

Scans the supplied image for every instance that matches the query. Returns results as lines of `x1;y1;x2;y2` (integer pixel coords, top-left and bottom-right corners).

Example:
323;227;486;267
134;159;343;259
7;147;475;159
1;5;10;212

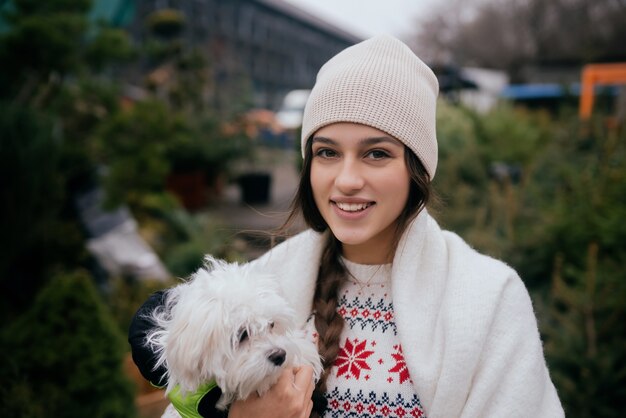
0;0;624;417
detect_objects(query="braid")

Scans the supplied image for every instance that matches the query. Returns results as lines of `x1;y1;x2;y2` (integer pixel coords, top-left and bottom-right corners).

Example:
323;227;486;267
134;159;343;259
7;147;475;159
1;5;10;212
310;234;346;417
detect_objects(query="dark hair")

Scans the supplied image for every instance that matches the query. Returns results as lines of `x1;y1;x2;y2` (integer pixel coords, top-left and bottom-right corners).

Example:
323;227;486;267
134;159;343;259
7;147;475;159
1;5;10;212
280;136;433;417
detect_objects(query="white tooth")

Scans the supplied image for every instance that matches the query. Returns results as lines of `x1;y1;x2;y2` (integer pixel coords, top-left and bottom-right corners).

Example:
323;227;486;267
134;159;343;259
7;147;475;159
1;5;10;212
337;202;369;212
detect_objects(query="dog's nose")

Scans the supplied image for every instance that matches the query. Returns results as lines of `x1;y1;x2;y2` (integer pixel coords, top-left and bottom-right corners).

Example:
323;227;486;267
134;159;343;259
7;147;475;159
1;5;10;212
268;349;286;366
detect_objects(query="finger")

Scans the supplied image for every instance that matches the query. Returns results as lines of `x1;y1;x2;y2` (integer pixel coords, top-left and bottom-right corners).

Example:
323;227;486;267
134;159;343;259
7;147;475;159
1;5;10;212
302;399;313;418
293;365;314;393
274;367;296;389
303;368;315;394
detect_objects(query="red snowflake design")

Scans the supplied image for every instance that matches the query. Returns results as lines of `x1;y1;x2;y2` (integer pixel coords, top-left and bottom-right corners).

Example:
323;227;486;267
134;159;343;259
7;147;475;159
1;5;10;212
395;406;407;417
388;344;411;384
411;407;425;417
335;337;374;380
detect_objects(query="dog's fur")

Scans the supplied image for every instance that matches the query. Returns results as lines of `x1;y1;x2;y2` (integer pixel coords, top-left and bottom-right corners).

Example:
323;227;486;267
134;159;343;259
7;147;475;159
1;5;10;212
146;257;322;410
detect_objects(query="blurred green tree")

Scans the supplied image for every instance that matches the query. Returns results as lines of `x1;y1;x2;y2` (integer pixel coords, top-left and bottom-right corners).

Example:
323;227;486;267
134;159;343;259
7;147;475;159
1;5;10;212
0;103;89;322
433;101;552;262
434;102;626;416
0;0;91;101
135;11;253;211
92;99;187;210
0;270;136;418
432;100;487;232
532;119;626;417
0;0;136;321
0;0;133;105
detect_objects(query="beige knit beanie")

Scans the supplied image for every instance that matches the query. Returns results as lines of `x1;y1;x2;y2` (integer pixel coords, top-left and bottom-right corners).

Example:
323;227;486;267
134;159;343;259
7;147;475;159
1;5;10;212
301;34;439;179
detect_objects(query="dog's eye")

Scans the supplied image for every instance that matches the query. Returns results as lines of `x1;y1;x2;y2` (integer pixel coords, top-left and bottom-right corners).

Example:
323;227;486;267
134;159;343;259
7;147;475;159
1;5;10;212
269;322;275;329
238;330;249;343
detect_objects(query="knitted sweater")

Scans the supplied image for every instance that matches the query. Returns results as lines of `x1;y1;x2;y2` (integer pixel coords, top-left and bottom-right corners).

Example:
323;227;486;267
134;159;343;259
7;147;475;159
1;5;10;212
316;258;426;418
251;211;564;418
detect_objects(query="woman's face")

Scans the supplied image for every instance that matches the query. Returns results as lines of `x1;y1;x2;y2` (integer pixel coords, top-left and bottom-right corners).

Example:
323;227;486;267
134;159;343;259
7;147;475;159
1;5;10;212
310;122;410;264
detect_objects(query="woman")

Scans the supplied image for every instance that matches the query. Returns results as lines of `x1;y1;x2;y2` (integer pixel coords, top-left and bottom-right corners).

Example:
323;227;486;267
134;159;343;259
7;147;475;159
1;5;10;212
130;35;563;418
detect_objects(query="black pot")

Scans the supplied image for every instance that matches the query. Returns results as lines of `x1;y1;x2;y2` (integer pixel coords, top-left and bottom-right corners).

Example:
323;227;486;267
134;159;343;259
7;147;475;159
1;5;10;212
237;172;272;205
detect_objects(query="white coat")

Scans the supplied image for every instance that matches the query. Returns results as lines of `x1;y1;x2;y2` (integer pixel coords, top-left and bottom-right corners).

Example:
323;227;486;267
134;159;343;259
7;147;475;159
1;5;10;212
251;210;564;418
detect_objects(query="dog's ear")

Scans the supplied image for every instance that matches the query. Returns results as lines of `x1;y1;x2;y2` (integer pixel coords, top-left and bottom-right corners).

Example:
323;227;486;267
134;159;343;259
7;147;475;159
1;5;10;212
164;290;229;393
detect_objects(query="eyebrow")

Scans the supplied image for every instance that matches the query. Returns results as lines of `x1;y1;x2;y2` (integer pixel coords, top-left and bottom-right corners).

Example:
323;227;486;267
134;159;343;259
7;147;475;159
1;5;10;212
311;136;401;146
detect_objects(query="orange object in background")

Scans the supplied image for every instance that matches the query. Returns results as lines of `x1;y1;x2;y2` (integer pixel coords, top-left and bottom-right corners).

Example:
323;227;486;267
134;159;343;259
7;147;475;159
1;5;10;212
579;63;626;119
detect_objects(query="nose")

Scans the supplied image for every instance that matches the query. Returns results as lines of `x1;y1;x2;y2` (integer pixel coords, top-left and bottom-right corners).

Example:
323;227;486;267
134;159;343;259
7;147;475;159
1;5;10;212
267;348;286;366
335;159;364;192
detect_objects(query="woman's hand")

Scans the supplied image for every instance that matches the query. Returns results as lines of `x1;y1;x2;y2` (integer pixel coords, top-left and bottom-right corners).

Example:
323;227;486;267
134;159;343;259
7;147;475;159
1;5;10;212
228;366;315;418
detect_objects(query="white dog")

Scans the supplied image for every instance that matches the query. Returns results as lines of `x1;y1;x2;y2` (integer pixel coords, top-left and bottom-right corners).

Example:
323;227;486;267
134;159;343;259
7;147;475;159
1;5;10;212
146;256;322;410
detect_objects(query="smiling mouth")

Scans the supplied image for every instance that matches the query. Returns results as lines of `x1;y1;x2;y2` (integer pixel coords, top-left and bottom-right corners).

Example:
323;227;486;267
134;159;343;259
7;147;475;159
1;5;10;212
334;202;374;212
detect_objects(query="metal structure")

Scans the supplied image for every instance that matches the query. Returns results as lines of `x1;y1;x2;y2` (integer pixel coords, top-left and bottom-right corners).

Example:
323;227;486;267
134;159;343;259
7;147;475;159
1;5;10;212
130;0;362;109
579;63;626;119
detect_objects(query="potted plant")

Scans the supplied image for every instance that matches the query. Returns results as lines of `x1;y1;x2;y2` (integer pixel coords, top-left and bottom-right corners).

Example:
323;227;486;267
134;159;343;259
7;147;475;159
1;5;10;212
231;111;285;206
166;114;253;210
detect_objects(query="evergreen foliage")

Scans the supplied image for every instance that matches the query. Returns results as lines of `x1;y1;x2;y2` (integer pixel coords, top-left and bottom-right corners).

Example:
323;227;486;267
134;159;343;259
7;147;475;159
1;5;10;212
433;101;487;231
0;271;137;418
0;0;135;315
532;119;626;417
435;102;626;416
0;103;88;323
0;0;92;98
92;99;187;209
161;211;247;279
433;101;552;261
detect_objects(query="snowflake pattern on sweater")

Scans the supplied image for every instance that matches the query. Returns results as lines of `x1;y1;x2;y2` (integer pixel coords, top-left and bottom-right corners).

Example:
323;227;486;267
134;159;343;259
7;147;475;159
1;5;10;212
316;259;427;418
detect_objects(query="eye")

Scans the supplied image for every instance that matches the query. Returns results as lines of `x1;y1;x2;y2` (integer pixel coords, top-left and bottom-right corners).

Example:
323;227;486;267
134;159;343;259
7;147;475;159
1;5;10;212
238;329;249;343
269;321;275;329
366;149;391;160
314;148;338;159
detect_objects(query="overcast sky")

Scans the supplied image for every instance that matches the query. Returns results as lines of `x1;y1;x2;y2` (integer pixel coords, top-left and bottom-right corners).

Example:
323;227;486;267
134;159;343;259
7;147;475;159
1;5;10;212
282;0;440;40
